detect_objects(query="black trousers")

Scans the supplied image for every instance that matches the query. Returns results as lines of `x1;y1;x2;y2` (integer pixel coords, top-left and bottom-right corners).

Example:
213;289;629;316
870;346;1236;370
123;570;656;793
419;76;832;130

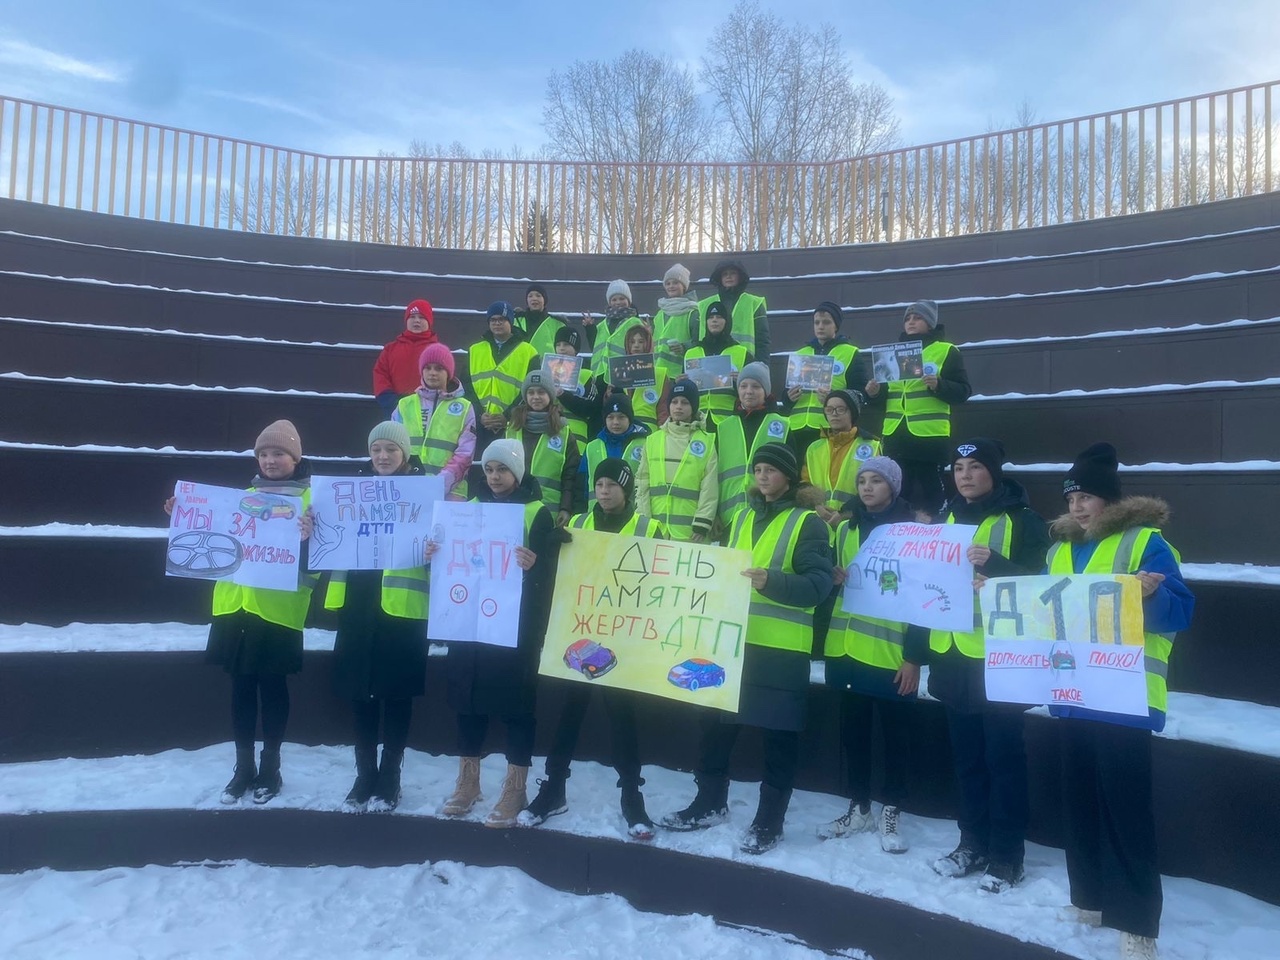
840;691;912;808
231;674;289;752
352;697;413;757
945;707;1029;866
898;459;945;515
456;712;536;768
697;713;800;793
1060;719;1162;939
544;683;643;789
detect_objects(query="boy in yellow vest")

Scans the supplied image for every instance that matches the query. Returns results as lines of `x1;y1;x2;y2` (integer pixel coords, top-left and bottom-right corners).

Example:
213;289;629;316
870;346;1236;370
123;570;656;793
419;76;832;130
463;300;540;452
1048;443;1193;959
784;300;862;460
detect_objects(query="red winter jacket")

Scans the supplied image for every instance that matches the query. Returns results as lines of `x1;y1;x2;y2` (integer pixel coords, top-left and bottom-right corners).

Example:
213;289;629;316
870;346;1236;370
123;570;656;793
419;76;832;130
373;329;439;398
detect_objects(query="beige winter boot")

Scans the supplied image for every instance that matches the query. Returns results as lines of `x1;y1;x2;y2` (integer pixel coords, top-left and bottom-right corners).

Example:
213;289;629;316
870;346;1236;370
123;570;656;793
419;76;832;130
484;764;530;828
440;757;483;817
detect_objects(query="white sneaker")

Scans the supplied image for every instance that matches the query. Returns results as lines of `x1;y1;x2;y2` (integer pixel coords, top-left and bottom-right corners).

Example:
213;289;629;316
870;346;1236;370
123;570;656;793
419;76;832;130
878;804;908;853
816;799;874;839
1120;933;1158;960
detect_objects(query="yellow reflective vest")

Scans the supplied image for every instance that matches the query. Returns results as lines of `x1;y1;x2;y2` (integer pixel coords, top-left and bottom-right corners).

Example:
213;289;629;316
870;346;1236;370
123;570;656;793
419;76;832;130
653;307;699;383
804;432;882;513
469;339;538;417
683;344;750;425
641;425;716;540
516;314;566;358
716;412;790;525
585;435;647;503
826;522;907;669
929;511;1015;658
882;340;958;438
395;392;471;498
788;342;859;431
324;565;429;621
728;505;817;653
698;293;766;358
568;511;664;538
508;425;573;513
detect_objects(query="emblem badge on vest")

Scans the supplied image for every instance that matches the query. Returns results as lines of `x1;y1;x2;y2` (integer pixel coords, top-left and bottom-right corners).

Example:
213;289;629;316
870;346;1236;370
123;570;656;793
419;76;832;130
629;447;643;462
768;420;785;438
832;360;845;375
923;362;938;376
643;389;658;404
447;401;464;415
548;436;564;452
856;443;873;459
690;440;706;457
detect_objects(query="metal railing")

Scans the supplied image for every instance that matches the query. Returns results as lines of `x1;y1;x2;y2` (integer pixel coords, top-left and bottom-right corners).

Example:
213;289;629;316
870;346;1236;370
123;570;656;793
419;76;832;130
2;80;1277;254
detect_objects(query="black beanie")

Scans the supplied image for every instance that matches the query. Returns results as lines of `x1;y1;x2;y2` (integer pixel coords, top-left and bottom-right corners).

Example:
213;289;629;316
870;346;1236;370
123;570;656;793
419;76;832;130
825;388;861;424
815;300;844;330
594;457;635;501
604;393;634;424
706;300;728;320
668;379;700;417
554;326;582;351
752;442;801;486
526;283;548;306
1064;442;1122;502
953;437;1005;484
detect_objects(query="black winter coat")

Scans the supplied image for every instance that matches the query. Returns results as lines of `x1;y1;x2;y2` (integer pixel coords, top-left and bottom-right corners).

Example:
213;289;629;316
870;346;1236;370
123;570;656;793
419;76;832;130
865;324;972;464
444;473;563;717
926;478;1050;714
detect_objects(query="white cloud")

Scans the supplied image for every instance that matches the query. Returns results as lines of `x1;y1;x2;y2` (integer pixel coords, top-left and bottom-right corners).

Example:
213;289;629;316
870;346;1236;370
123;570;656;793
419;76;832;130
0;39;123;84
201;89;330;128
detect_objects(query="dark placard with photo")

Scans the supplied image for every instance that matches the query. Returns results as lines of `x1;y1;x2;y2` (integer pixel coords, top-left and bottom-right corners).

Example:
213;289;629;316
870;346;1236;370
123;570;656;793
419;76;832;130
870;340;926;382
786;353;836;391
541;353;583;392
683;353;736;391
608;353;657;389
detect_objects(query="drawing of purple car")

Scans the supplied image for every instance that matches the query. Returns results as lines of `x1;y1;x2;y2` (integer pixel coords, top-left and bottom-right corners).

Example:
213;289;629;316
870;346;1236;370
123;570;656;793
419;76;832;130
564;639;617;679
667;658;726;692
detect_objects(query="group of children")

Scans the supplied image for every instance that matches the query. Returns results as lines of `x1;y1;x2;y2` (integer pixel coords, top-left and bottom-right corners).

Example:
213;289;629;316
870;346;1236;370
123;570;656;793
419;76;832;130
172;268;1191;960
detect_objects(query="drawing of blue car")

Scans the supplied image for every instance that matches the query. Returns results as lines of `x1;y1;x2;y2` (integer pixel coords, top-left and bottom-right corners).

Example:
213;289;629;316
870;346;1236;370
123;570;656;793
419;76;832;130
667;658;726;692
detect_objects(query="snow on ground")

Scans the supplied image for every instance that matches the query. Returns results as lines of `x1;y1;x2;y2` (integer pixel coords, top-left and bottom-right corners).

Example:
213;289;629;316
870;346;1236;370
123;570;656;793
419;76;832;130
0;744;1275;960
0;859;853;960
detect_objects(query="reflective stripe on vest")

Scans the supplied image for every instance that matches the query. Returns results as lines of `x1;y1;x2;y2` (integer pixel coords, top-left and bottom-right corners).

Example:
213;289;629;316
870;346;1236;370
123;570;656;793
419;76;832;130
882;340;956;438
585;436;647;503
211;487;317;630
788;343;858;431
568;512;661;538
804;433;881;513
513;426;571;510
653;308;698;381
683;344;749;424
469;340;537;415
717;414;790;524
593;316;645;379
518;316;566;358
1046;527;1177;716
644;427;713;540
825;522;908;668
324;566;429;620
928;511;1014;658
699;293;765;357
729;506;815;653
396;392;471;498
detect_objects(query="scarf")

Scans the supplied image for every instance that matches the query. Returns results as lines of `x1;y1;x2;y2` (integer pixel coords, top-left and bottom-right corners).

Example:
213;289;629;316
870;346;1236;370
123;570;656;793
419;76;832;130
657;295;699;317
524;410;551;435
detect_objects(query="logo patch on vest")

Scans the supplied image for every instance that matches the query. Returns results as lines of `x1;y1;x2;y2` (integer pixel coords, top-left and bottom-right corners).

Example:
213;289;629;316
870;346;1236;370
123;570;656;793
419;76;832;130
767;420;785;438
690;440;706;457
447;401;464;415
923;362;938;376
643;389;658;404
629;446;643;462
548;436;564;452
855;443;873;459
832;360;845;375
957;443;977;457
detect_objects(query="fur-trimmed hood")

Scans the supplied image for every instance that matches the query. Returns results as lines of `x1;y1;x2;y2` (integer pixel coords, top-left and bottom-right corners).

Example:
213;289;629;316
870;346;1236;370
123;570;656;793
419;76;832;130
1050;495;1170;543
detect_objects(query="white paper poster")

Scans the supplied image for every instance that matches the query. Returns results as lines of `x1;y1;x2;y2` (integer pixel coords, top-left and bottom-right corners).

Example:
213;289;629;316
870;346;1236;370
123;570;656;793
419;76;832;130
165;481;304;592
427;501;526;647
306;475;444;571
980;574;1149;716
841;522;978;632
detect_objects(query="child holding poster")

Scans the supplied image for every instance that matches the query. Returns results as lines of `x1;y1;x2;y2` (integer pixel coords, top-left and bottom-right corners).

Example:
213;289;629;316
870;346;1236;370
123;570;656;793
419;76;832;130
521;457;666;839
506;370;582;527
604;323;664;431
635;380;719;543
784;301;862;461
927;437;1049;894
680;300;751;425
663;443;833;855
1047;443;1193;958
820;456;927;853
324;422;431;813
434;439;563;828
392;342;475;499
163;419;316;805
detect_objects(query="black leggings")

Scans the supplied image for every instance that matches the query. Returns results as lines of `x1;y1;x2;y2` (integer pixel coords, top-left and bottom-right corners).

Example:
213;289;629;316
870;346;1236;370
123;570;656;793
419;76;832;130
352;697;413;756
231;674;290;752
697;713;800;793
456;712;536;768
544;683;642;789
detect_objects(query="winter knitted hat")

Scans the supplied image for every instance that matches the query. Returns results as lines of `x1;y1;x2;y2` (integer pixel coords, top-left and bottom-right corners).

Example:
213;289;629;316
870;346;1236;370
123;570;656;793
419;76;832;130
824;389;862;424
857;456;902;499
254;420;302;461
739;361;772;396
525;283;548;307
663;263;691;289
668;379;700;418
705;300;728;321
593;456;635;501
418;342;456;380
953;437;1005;485
554;326;582;351
1064;442;1122;502
483;438;525;484
368;421;411;461
815;300;844;330
603;393;634;425
486;301;515;324
523;369;553;399
405;299;433;328
752;442;800;486
606;279;632;305
904;300;939;329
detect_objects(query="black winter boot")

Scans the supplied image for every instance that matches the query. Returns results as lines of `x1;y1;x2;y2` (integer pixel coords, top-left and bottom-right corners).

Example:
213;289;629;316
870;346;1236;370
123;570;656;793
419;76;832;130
221;747;256;804
368;749;403;812
251;747;282;804
740;783;791;855
518;775;568;826
661;777;729;831
620;787;655;841
343;744;379;811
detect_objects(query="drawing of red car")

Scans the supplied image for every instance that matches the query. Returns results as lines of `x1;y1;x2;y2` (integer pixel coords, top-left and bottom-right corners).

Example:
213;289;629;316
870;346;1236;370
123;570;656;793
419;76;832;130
564;639;617;679
667;658;726;692
239;494;296;520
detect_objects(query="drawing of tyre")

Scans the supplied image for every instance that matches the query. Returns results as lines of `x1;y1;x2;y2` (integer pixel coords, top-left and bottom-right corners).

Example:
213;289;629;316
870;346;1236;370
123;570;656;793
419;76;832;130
166;531;243;578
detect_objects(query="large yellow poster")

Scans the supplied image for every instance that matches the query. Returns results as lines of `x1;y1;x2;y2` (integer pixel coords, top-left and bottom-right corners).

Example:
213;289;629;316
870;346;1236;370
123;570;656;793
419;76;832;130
539;529;753;712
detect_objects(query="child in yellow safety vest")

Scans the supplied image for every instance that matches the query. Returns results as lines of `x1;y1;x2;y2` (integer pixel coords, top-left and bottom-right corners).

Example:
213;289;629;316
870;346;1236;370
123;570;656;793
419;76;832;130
714;361;790;531
604;323;664;432
819;456;927;854
652;263;701;384
392;342;475;499
1046;443;1194;955
784;301;863;460
635;379;718;542
679;300;751;427
507;370;582;526
462;300;540;453
325;421;431;813
585;279;644;379
799;388;881;527
162;419;317;807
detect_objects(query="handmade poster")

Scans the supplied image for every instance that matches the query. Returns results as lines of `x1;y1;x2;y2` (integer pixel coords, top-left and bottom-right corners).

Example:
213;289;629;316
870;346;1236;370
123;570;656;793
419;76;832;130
608;353;657;388
980;574;1148;716
306;475;444;571
541;353;584;393
427;500;525;647
786;353;836;391
165;481;304;591
539;529;752;712
841;521;978;632
870;340;926;382
683;353;736;390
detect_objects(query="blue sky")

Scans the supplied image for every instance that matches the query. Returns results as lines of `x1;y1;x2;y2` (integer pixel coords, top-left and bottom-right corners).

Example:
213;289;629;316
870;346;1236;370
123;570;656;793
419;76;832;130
1;0;1278;158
